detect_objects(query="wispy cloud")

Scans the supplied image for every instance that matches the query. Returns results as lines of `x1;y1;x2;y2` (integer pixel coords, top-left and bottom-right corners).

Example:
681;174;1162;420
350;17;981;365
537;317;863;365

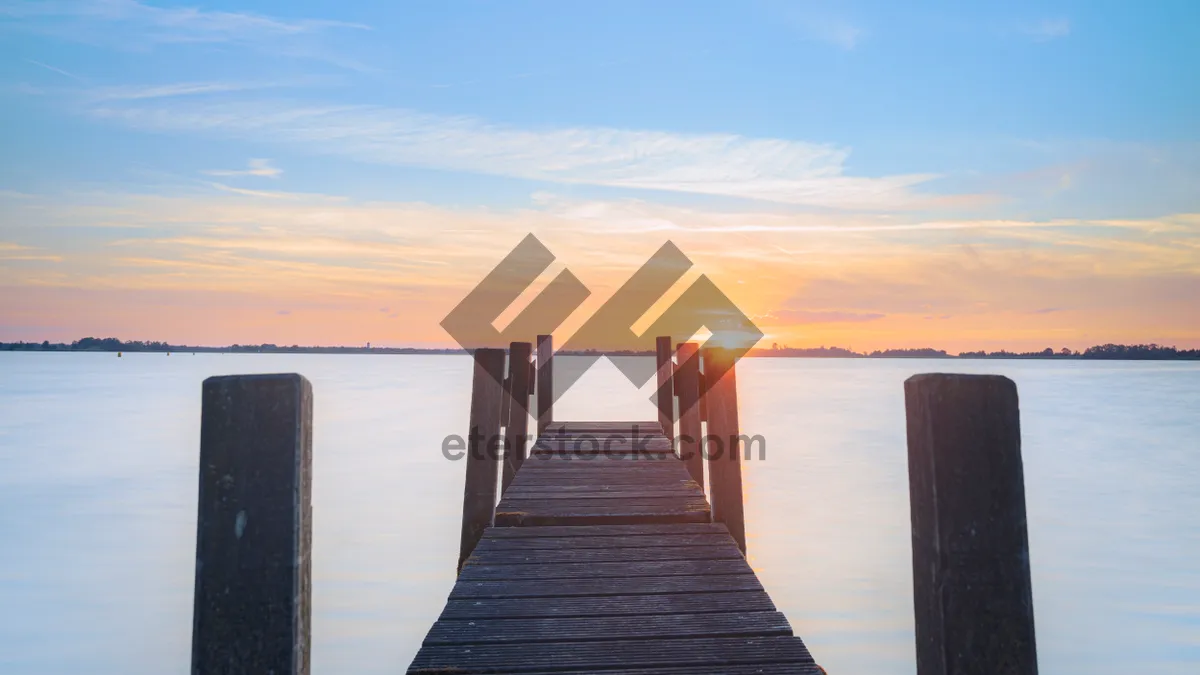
89;81;300;101
1018;18;1071;42
2;0;370;68
202;159;282;179
22;58;85;81
1;0;369;42
87;99;960;210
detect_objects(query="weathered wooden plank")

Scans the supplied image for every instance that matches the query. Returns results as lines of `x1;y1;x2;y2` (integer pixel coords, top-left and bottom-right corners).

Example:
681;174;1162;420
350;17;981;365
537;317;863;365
474;533;732;550
500;481;699;492
423;610;792;645
465;544;744;565
514;665;823;675
448;574;764;599
493;509;710;527
498;496;709;510
533;442;672;450
437;590;777;620
509;474;694;486
480;523;729;537
457;558;751;581
510;468;693;479
547;420;660;428
510;474;690;485
502;489;701;499
521;454;681;465
532;443;672;451
407;635;815;673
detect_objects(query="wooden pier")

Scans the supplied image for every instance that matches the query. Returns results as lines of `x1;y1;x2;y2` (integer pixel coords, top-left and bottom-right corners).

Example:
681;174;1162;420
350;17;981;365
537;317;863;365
188;335;1040;675
404;338;823;672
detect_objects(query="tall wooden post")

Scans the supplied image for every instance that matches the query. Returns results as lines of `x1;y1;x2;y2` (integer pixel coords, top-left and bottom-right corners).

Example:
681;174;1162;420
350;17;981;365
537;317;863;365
654;336;675;438
501;341;533;493
703;348;746;554
536;334;553;434
674;342;704;487
193;374;312;675
459;348;506;571
904;374;1037;675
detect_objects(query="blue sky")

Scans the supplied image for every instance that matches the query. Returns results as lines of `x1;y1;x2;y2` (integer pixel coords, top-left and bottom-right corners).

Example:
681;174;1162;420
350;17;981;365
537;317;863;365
1;1;1198;349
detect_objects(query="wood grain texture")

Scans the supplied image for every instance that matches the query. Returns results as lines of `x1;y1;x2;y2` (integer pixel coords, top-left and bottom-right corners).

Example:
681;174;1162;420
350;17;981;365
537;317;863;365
409;414;822;674
408;636;815;673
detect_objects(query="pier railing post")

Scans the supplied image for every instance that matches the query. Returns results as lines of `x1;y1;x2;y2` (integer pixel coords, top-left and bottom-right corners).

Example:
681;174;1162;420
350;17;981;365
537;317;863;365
193;373;312;675
674;342;704;487
459;348;506;571
702;348;746;554
655;336;675;438
536;334;553;434
904;374;1038;675
501;341;533;494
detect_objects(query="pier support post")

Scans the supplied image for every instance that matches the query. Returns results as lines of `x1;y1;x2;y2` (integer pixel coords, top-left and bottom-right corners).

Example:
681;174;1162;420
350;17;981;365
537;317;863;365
536;334;553;434
501;341;533;494
904;374;1037;675
193;373;312;675
459;348;506;571
703;348;746;554
674;342;704;487
655;336;675;438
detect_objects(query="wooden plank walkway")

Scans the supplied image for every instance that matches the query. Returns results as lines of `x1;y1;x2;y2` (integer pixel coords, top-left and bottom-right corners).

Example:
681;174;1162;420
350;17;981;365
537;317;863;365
407;421;822;674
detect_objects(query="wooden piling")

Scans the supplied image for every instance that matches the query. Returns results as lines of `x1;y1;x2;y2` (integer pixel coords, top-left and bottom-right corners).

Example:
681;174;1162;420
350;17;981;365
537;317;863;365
501;341;533;494
459;348;507;571
674;342;704;487
655;336;675;438
193;373;312;675
536;334;553;434
904;373;1037;675
702;348;746;554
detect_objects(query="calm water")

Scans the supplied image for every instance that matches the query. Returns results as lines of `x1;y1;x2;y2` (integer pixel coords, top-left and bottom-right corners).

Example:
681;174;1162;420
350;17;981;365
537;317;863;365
0;353;1198;673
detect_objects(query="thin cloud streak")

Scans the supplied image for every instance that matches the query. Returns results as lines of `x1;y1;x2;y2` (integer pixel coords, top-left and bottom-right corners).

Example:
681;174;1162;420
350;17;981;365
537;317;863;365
87;99;964;210
1;0;370;41
22;58;85;81
202;159;283;179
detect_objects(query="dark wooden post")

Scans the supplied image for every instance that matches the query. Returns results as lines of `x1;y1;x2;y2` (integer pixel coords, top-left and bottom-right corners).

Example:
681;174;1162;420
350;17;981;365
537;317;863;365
459;348;506;571
536;334;553;434
702;348;746;554
904;374;1037;675
501;341;533;493
193;374;312;675
654;336;675;437
674;342;704;487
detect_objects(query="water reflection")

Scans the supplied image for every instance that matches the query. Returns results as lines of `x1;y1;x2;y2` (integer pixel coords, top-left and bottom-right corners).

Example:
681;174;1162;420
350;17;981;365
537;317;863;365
0;353;1197;673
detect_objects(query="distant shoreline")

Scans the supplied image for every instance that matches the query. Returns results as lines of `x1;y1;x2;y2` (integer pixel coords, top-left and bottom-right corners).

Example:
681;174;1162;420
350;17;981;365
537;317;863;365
3;339;1198;360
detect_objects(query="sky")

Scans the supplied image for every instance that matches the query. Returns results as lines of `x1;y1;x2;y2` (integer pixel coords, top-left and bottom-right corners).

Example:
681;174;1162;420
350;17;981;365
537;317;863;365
1;0;1198;352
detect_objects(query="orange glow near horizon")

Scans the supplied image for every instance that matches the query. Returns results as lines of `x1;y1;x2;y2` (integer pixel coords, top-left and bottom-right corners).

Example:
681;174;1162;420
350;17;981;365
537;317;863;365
2;192;1198;352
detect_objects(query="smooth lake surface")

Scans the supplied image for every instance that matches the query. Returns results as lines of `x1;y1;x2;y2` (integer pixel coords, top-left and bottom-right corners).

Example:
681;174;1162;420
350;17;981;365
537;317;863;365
1;353;1198;673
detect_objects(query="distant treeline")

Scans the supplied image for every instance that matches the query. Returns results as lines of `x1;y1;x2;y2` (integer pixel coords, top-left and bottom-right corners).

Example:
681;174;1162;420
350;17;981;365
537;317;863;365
0;337;464;355
3;338;1198;360
750;343;1200;359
